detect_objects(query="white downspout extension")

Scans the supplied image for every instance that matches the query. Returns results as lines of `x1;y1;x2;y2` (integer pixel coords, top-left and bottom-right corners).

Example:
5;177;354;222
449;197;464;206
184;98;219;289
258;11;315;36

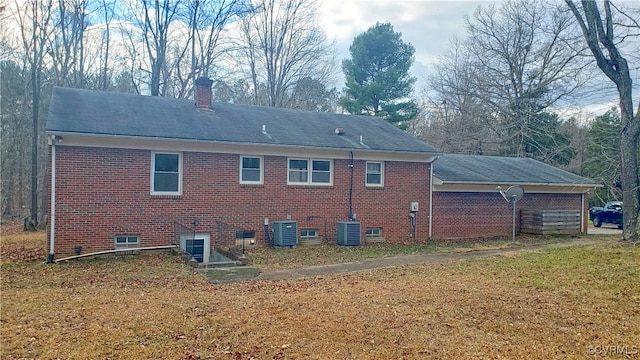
48;136;56;262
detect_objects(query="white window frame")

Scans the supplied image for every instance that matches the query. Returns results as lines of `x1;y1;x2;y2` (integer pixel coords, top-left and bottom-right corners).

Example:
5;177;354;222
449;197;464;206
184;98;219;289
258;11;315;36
151;152;182;195
239;156;263;184
366;161;384;187
287;158;333;186
114;235;140;249
300;229;319;240
365;228;383;238
288;158;309;184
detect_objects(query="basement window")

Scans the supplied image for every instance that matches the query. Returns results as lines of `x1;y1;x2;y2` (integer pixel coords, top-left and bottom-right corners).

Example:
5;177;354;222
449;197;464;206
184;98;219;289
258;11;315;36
115;236;140;249
235;230;256;247
365;228;383;238
300;229;319;240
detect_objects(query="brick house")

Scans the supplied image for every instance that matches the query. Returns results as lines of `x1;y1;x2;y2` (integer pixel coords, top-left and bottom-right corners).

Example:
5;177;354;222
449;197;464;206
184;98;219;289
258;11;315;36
431;154;599;239
45;79;439;261
45;81;599;262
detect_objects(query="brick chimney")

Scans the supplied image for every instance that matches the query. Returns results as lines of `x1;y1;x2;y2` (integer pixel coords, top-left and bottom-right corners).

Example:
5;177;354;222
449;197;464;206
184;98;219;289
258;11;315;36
194;77;213;110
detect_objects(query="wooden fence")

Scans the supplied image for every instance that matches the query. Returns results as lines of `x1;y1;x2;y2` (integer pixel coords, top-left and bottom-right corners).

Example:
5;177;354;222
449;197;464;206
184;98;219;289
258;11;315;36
520;210;581;235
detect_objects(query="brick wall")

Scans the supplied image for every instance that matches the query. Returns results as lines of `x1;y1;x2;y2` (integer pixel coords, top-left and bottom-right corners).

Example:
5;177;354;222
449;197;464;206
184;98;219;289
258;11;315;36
432;192;583;239
48;146;431;257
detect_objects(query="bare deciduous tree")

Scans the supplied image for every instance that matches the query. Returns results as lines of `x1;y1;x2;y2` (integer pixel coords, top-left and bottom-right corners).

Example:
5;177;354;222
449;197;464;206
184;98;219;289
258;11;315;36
49;0;88;87
566;0;640;242
15;0;53;227
286;76;338;112
420;0;589;165
169;0;252;98
98;0;117;90
0;60;31;218
419;39;500;155
122;0;181;96
234;0;335;107
469;0;590;164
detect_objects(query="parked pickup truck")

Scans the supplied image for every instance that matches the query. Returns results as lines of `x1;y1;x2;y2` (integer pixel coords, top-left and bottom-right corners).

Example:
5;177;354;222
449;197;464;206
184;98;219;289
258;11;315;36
590;201;623;229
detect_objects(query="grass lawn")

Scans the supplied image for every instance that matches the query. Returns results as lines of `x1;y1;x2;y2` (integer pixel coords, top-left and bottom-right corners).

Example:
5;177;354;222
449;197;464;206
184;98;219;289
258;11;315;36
1;229;639;359
245;235;583;270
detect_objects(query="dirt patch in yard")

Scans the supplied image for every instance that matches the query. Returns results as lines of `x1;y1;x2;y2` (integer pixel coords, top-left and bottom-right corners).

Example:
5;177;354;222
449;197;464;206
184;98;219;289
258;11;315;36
589;225;623;235
201;266;261;283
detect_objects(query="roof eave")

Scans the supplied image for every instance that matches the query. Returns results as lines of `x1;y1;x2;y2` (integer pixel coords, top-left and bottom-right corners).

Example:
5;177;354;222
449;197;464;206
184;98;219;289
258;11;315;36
434;180;601;188
46;131;440;162
432;178;601;194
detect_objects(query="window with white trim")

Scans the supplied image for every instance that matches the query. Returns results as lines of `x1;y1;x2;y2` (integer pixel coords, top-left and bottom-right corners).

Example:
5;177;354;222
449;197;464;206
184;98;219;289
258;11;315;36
288;158;332;185
115;236;140;249
300;229;319;240
151;152;182;194
365;228;383;238
240;156;263;184
366;161;384;187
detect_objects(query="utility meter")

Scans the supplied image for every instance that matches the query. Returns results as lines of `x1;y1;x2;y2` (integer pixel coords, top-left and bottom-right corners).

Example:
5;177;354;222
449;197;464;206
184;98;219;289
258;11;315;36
410;202;419;212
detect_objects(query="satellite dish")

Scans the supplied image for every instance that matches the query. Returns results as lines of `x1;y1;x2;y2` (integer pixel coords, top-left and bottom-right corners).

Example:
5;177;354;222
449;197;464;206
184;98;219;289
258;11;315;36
505;185;524;203
496;185;525;242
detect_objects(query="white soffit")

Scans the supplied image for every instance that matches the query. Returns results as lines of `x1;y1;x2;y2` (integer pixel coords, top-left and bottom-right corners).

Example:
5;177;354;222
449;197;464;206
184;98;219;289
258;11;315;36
48;132;438;163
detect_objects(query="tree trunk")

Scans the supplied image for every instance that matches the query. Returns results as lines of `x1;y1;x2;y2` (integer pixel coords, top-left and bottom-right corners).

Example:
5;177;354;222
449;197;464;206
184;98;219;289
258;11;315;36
566;0;640;242
619;114;640;240
30;38;40;227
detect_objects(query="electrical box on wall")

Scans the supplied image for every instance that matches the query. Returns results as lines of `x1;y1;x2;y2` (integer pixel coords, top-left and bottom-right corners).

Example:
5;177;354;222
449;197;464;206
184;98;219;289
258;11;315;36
410;202;419;212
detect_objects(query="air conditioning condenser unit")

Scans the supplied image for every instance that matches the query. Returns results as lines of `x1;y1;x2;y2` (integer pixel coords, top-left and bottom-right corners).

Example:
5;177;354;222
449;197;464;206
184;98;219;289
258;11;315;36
272;221;298;247
336;221;361;246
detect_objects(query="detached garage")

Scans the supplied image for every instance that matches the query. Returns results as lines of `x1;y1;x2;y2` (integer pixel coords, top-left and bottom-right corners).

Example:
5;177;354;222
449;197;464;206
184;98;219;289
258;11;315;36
430;154;600;240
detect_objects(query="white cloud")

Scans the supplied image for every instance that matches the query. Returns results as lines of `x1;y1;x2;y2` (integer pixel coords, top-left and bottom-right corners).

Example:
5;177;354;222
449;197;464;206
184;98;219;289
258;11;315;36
320;0;489;91
321;0;638;115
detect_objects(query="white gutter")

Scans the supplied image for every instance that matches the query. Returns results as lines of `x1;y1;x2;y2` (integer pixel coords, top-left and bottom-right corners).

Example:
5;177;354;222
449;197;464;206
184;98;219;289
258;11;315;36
47;136;57;263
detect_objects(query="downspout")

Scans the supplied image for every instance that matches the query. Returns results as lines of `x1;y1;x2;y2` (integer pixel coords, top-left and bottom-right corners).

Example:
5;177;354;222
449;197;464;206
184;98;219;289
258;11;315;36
348;151;354;221
429;159;434;239
47;136;57;263
581;193;585;234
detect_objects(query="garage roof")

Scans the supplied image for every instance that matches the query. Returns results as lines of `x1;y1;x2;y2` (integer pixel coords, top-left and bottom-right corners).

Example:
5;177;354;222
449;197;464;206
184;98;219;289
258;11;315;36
433;154;598;186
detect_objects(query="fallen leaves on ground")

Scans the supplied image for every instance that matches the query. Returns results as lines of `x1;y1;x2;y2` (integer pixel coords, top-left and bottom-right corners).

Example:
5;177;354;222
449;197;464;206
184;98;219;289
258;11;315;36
0;225;46;263
245;235;608;270
1;232;638;359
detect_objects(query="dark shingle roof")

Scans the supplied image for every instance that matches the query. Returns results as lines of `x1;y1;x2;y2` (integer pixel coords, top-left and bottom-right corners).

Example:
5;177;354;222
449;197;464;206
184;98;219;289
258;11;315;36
46;87;437;154
433;154;597;186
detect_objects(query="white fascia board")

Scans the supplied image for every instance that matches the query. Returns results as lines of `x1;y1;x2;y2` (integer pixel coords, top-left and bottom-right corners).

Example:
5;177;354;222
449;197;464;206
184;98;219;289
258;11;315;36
432;176;444;186
433;181;600;194
47;132;438;163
